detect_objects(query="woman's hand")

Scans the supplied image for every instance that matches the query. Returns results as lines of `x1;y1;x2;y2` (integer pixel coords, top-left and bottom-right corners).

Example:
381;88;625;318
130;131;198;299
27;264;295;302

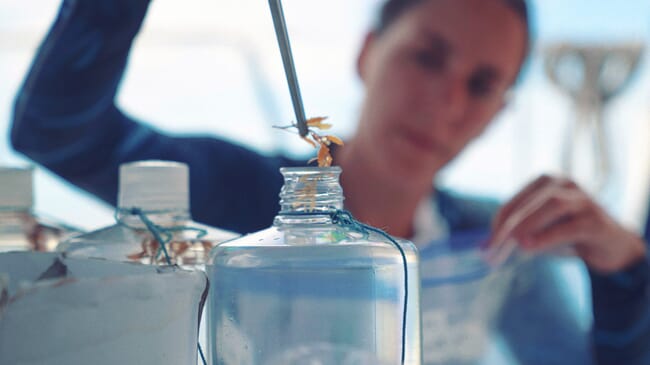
489;175;647;273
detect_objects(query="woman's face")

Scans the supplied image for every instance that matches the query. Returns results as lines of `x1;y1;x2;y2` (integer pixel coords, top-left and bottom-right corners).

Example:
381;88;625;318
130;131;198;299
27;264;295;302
355;0;527;183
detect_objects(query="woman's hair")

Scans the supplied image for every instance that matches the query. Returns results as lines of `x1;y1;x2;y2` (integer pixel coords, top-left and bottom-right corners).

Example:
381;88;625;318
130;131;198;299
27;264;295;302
376;0;530;36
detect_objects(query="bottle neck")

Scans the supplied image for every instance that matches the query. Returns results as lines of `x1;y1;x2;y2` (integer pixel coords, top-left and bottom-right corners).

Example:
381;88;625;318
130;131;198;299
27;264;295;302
274;167;344;227
0;206;30;213
0;208;32;227
116;207;191;228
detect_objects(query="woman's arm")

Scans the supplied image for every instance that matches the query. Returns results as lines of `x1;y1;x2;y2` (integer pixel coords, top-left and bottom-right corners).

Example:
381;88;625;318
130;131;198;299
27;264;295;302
590;257;650;365
590;201;650;364
10;0;301;234
11;0;156;200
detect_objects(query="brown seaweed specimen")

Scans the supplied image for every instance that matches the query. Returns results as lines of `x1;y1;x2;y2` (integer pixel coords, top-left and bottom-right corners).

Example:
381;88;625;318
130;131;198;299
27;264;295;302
275;117;344;167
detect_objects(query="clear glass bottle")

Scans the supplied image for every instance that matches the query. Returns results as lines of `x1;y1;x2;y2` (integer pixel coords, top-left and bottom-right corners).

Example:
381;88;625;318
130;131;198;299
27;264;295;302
208;166;422;365
0;167;80;253
59;161;238;267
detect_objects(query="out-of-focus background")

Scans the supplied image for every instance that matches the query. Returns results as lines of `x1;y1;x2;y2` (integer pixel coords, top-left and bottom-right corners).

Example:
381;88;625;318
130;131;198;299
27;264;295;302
1;1;649;363
1;0;649;232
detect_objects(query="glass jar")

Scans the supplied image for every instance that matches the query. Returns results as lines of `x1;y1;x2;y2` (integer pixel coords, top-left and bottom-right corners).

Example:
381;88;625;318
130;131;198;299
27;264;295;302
58;161;239;362
0;167;80;253
59;161;238;267
208;166;422;365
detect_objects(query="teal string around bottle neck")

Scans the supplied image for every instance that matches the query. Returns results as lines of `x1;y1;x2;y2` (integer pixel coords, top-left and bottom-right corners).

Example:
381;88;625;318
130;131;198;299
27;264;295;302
280;209;410;365
114;207;209;365
115;207;208;265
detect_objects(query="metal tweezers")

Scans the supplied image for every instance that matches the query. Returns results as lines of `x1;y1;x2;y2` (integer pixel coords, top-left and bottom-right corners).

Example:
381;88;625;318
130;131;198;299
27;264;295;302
268;0;309;137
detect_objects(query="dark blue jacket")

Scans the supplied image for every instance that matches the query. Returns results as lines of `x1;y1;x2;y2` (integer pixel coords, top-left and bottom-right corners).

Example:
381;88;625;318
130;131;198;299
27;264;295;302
11;1;650;363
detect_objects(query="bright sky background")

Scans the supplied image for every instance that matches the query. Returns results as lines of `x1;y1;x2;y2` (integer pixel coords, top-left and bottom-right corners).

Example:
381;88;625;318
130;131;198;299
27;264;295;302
0;0;649;229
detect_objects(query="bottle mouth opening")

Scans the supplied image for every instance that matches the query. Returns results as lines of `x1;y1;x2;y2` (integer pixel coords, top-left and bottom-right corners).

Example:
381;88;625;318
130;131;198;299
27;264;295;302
121;160;187;169
280;166;342;175
276;166;344;224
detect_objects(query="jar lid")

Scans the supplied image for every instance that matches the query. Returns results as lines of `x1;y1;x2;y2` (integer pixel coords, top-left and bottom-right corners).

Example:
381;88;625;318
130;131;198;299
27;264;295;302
0;167;33;209
118;161;189;212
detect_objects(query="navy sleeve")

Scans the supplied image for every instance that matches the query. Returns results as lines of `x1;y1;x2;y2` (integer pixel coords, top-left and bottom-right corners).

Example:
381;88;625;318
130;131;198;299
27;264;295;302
10;0;299;234
645;207;650;243
435;189;500;231
590;253;650;365
497;257;594;365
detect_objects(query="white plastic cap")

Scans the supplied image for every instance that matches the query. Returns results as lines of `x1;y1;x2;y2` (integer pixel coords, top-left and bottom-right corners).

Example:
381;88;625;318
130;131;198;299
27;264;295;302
118;161;190;212
0;167;34;209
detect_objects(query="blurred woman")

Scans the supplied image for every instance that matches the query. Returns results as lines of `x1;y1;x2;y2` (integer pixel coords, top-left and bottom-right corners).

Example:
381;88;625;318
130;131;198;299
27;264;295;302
10;0;649;363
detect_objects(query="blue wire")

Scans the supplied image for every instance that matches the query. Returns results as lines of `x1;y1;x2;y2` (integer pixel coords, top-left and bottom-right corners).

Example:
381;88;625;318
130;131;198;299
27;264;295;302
329;210;409;365
280;209;410;364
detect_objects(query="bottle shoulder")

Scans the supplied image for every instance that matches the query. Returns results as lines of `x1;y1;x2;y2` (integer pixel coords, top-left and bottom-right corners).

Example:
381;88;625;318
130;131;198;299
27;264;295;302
209;224;419;267
60;219;238;266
